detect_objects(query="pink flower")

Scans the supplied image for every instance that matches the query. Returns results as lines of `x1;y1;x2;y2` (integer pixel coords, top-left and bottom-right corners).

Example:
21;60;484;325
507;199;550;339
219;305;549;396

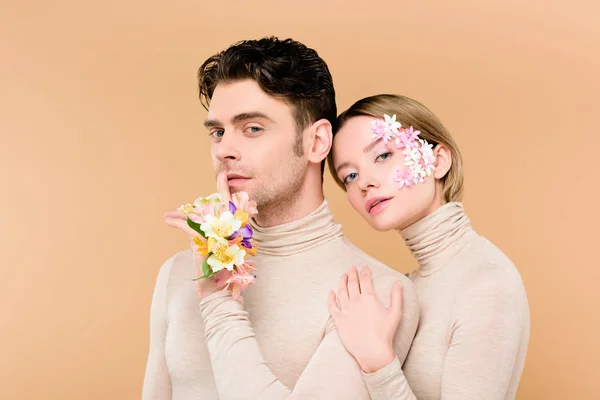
226;273;256;301
371;119;395;143
404;126;420;142
232;191;258;216
395;126;421;149
214;261;257;301
194;197;217;218
393;169;413;190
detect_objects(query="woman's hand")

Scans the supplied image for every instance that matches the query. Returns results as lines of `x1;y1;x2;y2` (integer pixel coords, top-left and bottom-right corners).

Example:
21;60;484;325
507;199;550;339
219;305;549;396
328;266;404;373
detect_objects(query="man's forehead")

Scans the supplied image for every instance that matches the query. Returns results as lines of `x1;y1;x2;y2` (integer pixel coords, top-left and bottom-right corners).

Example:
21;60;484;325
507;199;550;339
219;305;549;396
208;80;291;121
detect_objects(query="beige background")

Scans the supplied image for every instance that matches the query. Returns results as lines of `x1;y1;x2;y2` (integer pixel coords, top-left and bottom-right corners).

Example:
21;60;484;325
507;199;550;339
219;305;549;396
1;0;598;398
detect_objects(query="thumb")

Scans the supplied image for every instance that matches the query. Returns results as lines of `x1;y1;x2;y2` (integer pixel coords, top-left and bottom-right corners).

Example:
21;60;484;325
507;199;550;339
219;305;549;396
388;281;403;325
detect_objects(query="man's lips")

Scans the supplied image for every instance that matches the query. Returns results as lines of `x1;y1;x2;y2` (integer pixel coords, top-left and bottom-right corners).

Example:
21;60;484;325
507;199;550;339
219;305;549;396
226;173;250;186
226;173;249;180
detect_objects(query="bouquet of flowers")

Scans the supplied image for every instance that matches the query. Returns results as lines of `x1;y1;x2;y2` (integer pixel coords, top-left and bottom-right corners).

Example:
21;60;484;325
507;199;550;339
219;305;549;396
177;191;258;300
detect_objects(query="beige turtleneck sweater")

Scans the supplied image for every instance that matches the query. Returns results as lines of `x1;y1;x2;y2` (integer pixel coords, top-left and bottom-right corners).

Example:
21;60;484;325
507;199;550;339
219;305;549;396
362;202;530;400
142;200;420;399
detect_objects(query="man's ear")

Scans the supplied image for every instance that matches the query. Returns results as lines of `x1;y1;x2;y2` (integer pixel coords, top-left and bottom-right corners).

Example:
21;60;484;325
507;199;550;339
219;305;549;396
307;119;333;164
433;144;452;179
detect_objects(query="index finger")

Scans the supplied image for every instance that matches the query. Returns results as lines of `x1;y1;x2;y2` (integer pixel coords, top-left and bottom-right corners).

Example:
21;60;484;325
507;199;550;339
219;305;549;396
217;171;232;205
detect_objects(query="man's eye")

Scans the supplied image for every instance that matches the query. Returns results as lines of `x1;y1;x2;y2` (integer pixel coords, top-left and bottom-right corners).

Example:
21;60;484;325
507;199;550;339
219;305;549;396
210;130;224;138
247;126;263;134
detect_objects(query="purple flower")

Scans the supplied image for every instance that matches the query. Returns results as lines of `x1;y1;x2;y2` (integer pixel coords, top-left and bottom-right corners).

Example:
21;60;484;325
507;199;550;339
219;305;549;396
229;201;237;214
228;224;253;241
239;224;253;239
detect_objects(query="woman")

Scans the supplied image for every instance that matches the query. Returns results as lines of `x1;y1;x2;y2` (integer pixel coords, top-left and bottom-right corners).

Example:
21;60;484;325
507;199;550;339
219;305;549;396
327;94;530;399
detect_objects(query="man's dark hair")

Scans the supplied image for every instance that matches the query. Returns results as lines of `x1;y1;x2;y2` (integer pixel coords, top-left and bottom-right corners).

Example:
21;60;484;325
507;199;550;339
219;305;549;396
197;36;336;175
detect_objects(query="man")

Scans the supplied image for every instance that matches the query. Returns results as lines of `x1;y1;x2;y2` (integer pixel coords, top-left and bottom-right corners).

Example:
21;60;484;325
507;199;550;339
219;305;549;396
142;37;419;399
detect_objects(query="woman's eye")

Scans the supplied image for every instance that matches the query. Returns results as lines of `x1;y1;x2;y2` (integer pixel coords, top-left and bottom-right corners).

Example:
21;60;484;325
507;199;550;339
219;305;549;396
343;172;358;185
376;152;392;162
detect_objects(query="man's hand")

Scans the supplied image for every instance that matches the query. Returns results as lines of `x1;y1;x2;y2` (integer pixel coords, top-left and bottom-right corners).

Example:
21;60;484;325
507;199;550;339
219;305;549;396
164;172;232;301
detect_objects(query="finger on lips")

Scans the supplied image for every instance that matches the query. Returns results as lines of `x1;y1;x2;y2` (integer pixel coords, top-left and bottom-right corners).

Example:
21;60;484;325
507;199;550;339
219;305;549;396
217;171;232;204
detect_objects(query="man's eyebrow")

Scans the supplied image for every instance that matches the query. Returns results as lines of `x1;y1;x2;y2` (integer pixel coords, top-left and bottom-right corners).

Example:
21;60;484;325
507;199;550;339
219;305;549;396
204;112;274;129
204;119;221;128
231;112;274;124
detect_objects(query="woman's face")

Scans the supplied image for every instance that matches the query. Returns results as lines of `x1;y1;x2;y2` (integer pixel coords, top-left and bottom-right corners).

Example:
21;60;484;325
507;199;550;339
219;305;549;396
332;116;443;231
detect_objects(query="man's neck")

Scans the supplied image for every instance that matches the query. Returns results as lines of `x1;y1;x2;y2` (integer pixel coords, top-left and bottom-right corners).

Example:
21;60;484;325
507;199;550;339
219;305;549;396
254;190;324;228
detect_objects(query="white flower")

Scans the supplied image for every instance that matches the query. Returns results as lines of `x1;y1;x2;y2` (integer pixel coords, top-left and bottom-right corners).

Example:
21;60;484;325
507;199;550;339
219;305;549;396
404;147;421;166
207;240;247;272
194;192;222;209
200;211;242;240
383;114;402;135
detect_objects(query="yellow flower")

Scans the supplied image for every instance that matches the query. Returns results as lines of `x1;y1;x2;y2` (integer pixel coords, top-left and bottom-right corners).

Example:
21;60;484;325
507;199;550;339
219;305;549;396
246;245;257;257
193;236;209;257
234;209;249;227
177;203;194;214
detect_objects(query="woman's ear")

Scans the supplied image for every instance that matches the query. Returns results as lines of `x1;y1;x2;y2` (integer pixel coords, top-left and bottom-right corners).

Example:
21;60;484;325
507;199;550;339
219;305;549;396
433;144;452;179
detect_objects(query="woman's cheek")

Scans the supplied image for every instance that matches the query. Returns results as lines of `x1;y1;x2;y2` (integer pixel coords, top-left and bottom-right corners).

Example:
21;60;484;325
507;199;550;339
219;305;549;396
347;189;364;215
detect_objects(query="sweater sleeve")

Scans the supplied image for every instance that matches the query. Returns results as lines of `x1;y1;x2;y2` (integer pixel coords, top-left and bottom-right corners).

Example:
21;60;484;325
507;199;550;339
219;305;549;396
199;290;370;400
142;255;174;400
440;264;527;399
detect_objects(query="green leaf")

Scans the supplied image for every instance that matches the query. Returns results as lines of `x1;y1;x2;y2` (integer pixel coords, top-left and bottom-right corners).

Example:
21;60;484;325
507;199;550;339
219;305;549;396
187;218;207;238
202;258;211;277
204;270;218;278
191;269;218;281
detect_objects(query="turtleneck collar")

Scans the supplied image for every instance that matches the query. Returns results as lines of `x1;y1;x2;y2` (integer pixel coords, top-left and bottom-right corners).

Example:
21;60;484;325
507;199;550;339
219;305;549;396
249;199;343;257
400;202;474;276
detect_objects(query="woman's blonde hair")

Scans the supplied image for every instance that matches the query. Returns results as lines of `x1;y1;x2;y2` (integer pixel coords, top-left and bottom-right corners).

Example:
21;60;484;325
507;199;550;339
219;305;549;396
328;94;464;203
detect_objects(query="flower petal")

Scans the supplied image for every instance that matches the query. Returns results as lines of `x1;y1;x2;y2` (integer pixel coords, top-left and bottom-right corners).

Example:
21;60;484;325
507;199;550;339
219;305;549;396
238;224;253;239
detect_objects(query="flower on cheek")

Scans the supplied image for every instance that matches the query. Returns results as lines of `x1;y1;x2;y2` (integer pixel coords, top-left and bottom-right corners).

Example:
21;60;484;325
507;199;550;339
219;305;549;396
393;169;414;189
367;115;437;191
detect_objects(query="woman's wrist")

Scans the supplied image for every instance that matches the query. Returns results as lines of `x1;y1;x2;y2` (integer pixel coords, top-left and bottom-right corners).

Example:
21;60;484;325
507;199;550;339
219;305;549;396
357;344;396;374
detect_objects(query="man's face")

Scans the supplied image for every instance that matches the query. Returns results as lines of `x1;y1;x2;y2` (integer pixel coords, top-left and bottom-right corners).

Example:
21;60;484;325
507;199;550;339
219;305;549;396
205;79;308;208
